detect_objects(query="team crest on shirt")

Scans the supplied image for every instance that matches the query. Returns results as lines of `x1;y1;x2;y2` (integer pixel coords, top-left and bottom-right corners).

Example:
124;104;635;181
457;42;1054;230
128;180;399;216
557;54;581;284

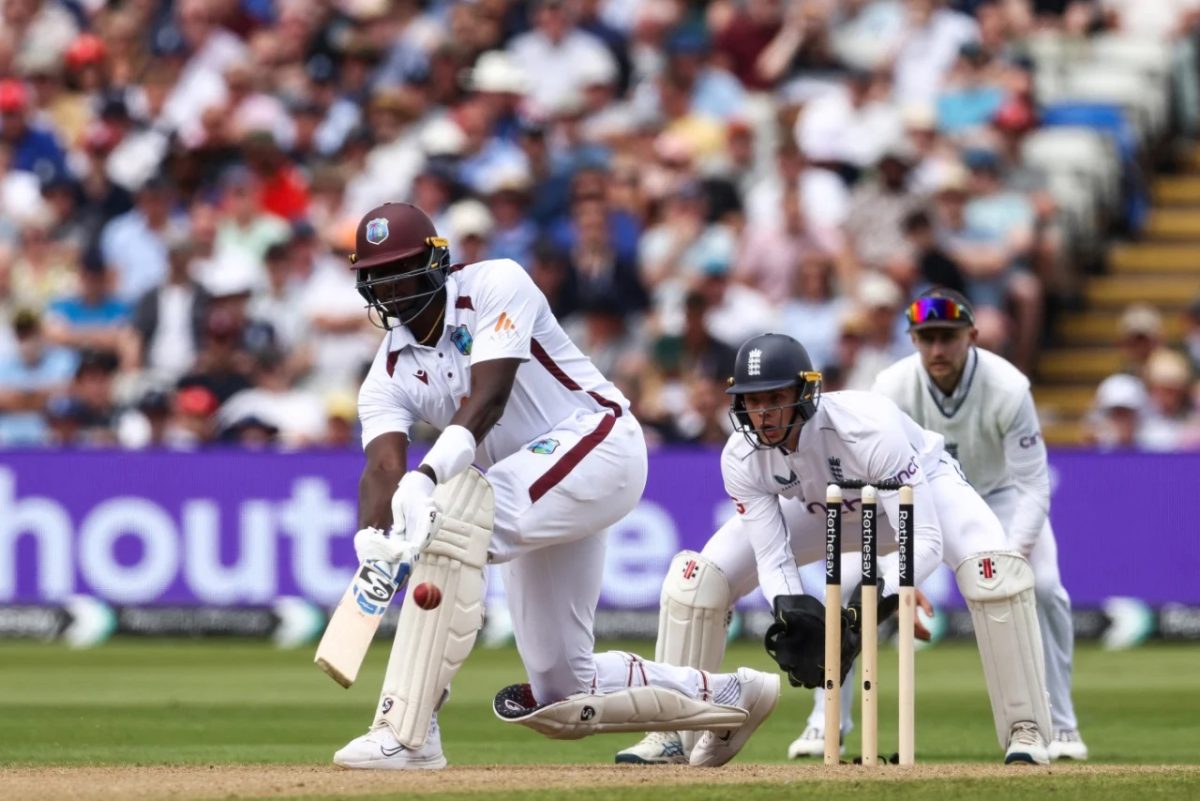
365;217;389;245
528;438;559;455
828;457;845;483
451;325;473;355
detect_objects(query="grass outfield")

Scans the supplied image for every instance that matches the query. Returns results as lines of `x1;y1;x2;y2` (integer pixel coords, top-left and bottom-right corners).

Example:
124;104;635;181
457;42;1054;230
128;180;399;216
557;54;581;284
0;639;1197;800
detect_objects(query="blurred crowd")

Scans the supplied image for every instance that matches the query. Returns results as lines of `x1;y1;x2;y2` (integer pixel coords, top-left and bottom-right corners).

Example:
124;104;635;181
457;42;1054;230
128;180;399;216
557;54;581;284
1086;299;1200;452
0;0;1195;449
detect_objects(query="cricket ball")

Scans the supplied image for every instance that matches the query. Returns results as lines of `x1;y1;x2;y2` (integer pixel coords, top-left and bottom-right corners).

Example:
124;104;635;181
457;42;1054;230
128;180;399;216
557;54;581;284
412;582;442;610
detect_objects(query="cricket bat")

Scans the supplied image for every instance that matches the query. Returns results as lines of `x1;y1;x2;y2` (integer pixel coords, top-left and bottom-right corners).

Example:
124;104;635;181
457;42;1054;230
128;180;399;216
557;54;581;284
314;558;412;688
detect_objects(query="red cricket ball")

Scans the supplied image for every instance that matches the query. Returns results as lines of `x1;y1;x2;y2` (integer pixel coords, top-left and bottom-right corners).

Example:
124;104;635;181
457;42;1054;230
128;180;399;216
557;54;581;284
412;582;443;610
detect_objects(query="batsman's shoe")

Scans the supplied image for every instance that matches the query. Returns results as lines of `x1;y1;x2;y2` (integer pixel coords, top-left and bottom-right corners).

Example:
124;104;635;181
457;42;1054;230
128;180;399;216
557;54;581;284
1004;721;1049;765
615;731;688;765
690;668;780;768
787;726;844;759
333;720;447;770
1048;729;1089;761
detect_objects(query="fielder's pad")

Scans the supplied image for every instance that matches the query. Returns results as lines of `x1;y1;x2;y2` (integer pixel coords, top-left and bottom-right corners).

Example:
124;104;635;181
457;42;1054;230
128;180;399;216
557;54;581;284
377;467;493;748
955;551;1052;747
493;683;748;740
765;595;859;689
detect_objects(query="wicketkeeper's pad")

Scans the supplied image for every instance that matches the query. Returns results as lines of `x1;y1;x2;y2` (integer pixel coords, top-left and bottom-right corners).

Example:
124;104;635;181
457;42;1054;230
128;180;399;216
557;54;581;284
375;467;493;748
492;682;748;739
955;551;1052;747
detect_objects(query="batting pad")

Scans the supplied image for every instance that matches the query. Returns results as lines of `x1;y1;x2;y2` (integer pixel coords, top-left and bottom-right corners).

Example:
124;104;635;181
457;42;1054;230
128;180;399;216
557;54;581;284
657;550;732;752
955;551;1052;747
492;683;748;740
377;467;493;748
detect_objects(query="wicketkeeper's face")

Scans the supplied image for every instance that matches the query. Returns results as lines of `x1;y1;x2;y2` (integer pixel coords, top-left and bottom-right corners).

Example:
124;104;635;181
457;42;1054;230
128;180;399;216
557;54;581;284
743;387;799;447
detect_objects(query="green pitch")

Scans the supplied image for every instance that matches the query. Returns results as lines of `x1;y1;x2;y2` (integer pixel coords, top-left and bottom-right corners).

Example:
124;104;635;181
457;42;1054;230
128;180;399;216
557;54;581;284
0;639;1198;800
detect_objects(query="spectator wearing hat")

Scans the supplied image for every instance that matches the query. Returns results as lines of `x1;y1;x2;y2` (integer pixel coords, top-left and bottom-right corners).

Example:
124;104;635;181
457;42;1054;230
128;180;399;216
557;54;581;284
170;384;220;448
1139;348;1200;451
0;310;78;446
44;252;136;366
321;391;359;448
221;413;280;448
463;50;530;143
693;251;777;350
1116;303;1165;378
1085;373;1147;451
132;233;212;382
0;78;68;179
98;175;179;303
507;0;619;119
844;140;925;273
8;212;79;313
453;97;531;196
482;168;540;267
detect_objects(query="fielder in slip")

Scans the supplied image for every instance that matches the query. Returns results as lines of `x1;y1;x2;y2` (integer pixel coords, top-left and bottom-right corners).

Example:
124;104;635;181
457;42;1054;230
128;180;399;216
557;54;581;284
320;202;779;771
868;288;1086;760
616;333;1055;766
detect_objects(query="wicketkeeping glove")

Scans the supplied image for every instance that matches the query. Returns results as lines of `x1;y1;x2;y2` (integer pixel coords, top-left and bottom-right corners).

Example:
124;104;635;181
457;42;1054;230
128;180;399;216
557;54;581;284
764;595;861;689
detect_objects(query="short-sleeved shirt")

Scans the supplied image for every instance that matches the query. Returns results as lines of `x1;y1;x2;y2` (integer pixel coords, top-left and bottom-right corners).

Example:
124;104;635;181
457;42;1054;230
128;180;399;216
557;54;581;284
357;258;629;467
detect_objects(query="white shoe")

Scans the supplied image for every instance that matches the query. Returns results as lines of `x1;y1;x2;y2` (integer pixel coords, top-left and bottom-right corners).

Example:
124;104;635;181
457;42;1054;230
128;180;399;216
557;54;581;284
333;721;448;770
615;731;688;765
690;668;780;768
1004;721;1049;765
1048;729;1089;761
787;725;844;759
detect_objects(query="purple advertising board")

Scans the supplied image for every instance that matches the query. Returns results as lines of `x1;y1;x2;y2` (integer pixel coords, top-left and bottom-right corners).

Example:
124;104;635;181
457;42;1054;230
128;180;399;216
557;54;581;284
0;449;1195;609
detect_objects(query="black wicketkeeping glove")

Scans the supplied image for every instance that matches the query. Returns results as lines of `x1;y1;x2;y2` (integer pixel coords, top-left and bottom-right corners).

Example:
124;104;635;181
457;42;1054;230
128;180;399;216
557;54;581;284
764;595;861;689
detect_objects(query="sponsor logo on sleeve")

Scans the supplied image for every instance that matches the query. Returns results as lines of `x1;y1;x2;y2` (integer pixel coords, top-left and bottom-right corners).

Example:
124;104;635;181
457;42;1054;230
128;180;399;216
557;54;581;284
1019;432;1041;449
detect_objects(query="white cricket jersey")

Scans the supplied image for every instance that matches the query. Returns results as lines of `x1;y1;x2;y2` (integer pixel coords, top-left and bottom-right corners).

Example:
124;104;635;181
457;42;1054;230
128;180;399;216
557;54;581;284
721;390;947;602
357;258;629;467
871;347;1050;551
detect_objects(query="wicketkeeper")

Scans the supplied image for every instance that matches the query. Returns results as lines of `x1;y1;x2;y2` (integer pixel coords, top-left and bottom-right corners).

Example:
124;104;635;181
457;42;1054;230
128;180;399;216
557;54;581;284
617;333;1054;766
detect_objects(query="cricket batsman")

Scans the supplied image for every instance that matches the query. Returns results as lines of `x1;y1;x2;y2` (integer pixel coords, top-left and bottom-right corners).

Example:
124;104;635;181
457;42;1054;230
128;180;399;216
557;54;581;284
328;202;779;770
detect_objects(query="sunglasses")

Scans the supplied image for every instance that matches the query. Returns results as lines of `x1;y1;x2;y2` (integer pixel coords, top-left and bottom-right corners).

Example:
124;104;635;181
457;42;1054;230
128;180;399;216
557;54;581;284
906;296;973;326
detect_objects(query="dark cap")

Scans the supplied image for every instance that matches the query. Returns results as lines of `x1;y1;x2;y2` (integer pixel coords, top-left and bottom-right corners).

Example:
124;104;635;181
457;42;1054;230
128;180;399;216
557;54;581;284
906;287;976;331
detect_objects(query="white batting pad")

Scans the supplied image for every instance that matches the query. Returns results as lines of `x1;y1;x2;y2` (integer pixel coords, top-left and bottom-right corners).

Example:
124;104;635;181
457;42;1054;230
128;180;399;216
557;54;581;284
377;467;494;748
493;684;748;740
955;551;1052;747
657;550;732;752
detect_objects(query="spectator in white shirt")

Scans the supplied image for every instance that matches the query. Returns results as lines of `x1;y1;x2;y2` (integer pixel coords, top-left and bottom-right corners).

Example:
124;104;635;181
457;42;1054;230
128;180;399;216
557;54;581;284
508;0;619;119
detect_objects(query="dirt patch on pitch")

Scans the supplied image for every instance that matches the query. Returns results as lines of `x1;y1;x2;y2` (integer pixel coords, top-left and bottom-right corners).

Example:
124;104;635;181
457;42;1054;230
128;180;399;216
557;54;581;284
1;763;1196;801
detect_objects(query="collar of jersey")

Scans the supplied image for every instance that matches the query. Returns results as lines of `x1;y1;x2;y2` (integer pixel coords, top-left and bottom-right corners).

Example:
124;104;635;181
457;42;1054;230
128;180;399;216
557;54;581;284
923;347;977;419
388;275;464;353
